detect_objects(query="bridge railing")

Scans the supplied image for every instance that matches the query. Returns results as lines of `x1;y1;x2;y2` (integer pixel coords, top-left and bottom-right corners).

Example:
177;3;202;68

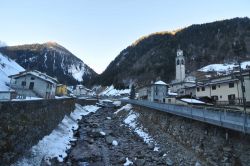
122;99;250;134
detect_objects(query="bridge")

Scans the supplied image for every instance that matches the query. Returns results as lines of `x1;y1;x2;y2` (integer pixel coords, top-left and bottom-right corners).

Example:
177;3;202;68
122;99;250;134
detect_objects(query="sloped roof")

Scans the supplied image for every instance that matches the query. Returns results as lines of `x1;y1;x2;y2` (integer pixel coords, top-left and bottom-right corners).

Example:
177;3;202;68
154;80;167;85
9;70;58;84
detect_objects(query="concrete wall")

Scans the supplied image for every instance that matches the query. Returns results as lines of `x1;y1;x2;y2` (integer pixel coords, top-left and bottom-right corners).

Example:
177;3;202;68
133;105;250;165
0;98;75;165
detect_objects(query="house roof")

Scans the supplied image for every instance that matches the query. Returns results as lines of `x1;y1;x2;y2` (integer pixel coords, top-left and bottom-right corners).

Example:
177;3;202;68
9;70;58;84
154;80;167;85
180;98;205;104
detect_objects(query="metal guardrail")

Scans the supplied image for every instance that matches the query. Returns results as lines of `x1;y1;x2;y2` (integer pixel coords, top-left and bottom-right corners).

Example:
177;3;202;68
122;99;250;134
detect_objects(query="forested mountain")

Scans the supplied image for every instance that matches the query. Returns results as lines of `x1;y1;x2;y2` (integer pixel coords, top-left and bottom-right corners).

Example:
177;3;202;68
95;17;250;88
0;42;97;86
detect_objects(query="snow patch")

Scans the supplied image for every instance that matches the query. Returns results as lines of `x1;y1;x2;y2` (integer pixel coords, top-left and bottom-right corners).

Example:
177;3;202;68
114;104;132;114
68;63;87;82
113;100;121;107
122;105;160;151
180;98;205;104
100;131;106;136
198;61;250;73
124;157;133;166
112;140;118;146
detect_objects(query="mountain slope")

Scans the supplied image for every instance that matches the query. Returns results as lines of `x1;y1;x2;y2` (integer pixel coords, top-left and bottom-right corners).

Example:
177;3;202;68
0;42;97;86
96;17;250;87
0;53;25;91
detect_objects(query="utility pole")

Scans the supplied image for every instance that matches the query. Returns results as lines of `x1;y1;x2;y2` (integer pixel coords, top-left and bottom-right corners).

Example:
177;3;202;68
232;40;247;133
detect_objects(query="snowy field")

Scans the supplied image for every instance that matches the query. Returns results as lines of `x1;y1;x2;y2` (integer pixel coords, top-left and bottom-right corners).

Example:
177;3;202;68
12;104;100;166
198;61;250;73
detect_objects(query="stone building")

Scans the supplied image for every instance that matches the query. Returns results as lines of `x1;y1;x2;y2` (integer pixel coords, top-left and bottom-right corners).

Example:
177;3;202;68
9;70;58;99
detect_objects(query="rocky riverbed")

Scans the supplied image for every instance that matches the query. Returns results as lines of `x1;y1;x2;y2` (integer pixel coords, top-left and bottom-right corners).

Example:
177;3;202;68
47;103;207;166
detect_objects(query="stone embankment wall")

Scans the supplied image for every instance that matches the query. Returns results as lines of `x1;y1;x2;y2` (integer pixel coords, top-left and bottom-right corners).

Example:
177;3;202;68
0;98;76;165
133;105;250;165
76;98;97;106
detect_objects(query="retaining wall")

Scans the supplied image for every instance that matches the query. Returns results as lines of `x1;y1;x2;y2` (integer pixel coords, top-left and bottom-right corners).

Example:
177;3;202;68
0;98;75;165
133;105;250;165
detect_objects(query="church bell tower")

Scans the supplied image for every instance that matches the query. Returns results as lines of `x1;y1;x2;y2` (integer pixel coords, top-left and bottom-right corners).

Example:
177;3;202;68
175;49;185;81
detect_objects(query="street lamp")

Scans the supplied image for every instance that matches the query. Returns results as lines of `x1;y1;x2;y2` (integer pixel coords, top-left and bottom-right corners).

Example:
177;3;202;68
232;40;247;133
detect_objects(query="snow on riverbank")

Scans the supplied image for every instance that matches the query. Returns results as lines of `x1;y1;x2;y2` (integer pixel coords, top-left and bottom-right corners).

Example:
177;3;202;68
13;104;100;166
118;104;160;151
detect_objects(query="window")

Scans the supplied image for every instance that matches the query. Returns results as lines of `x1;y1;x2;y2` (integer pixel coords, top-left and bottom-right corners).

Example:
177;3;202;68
228;94;235;100
202;87;205;91
155;86;158;95
21;81;26;86
228;94;236;104
212;85;216;90
181;59;184;65
197;87;200;92
212;96;218;101
220;95;222;99
229;82;234;88
218;85;220;88
177;59;180;65
168;99;171;103
31;77;35;80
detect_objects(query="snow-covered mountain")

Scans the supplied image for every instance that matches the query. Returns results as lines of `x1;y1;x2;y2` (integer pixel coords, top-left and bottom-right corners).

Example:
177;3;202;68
0;53;25;91
0;42;97;86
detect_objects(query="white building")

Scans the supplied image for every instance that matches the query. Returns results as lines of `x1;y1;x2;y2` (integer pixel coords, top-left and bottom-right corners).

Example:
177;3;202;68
137;80;168;103
186;71;250;106
149;80;168;102
9;70;58;99
73;85;91;96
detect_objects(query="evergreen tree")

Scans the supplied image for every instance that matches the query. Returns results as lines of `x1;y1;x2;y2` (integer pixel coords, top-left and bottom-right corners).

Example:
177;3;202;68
130;85;135;99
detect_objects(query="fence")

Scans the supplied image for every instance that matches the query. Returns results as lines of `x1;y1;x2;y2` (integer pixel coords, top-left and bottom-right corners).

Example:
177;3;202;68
122;99;250;134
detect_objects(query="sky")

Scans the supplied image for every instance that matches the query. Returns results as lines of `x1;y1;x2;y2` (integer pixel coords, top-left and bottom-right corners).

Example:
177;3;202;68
0;0;250;74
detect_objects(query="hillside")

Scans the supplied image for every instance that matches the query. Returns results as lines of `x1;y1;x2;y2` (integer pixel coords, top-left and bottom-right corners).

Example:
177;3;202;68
0;42;97;86
96;17;250;87
0;53;25;91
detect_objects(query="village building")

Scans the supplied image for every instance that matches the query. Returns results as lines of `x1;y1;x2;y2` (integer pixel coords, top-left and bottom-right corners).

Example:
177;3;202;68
56;84;68;96
137;80;168;103
149;80;168;102
9;70;58;99
137;85;151;100
186;70;250;106
73;85;91;96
